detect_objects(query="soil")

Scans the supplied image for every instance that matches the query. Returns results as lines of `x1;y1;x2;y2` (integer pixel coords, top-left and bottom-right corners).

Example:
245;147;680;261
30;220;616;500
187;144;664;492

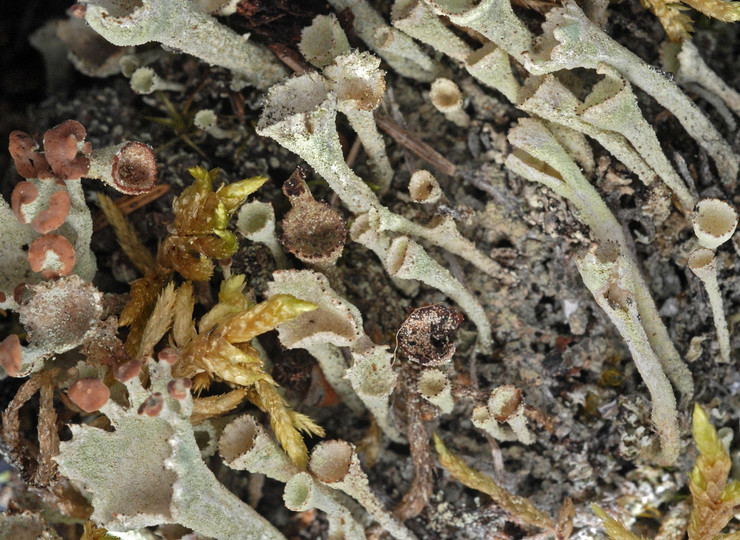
1;1;739;539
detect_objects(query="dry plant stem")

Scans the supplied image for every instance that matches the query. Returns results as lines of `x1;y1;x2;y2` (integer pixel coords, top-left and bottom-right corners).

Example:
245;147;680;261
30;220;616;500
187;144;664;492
393;385;434;521
375;112;456;176
506;119;693;406
1;374;43;455
97;193;155;274
434;434;557;534
93;184;171;232
35;372;60;486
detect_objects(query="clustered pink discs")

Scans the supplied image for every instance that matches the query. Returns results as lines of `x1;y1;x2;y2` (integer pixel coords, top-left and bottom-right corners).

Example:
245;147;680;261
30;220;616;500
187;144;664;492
68;378;110;413
0;334;23;377
8;131;52;179
43;120;91;180
6;121;158;305
114;359;142;382
69;3;86;17
30;190;72;234
138;393;165;417
10;181;39;223
13;283;27;304
28;234;76;278
157;348;179;365
167;378;193;400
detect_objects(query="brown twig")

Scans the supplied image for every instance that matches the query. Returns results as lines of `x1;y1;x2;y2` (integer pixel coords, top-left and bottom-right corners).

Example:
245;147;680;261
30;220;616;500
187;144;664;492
345;135;363;169
1;373;43;457
451;383;487;403
393;375;434;521
34;370;60;486
93;183;171;232
268;43;309;74
375;112;456;176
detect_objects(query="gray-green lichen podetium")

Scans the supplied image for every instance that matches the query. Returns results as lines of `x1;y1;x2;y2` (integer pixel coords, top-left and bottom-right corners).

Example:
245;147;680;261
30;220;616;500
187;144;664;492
54;358;286;540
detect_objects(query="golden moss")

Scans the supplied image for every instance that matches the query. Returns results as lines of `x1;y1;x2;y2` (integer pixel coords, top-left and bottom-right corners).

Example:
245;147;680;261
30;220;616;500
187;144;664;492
433;434;564;535
595;404;740;539
640;0;740;41
163;275;323;467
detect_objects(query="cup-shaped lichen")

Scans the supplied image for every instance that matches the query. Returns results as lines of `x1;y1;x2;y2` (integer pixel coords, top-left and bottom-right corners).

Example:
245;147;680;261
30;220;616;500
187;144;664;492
257;73;378;215
310;440;417;540
219;414;299;482
690;199;738;250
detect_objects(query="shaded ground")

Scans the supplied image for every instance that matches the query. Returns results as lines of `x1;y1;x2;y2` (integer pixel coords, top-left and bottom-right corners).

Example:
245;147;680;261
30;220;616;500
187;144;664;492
1;1;740;539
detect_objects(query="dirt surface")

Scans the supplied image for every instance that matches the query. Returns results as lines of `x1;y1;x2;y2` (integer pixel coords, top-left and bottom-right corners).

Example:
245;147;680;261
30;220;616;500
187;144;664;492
1;1;740;539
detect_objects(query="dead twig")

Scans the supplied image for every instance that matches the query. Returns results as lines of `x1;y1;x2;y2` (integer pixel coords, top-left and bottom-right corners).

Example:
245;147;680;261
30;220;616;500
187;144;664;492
393;372;434;521
93;183;171;232
268;43;310;74
34;370;60;487
345;135;363;169
1;374;43;458
375;112;456;176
